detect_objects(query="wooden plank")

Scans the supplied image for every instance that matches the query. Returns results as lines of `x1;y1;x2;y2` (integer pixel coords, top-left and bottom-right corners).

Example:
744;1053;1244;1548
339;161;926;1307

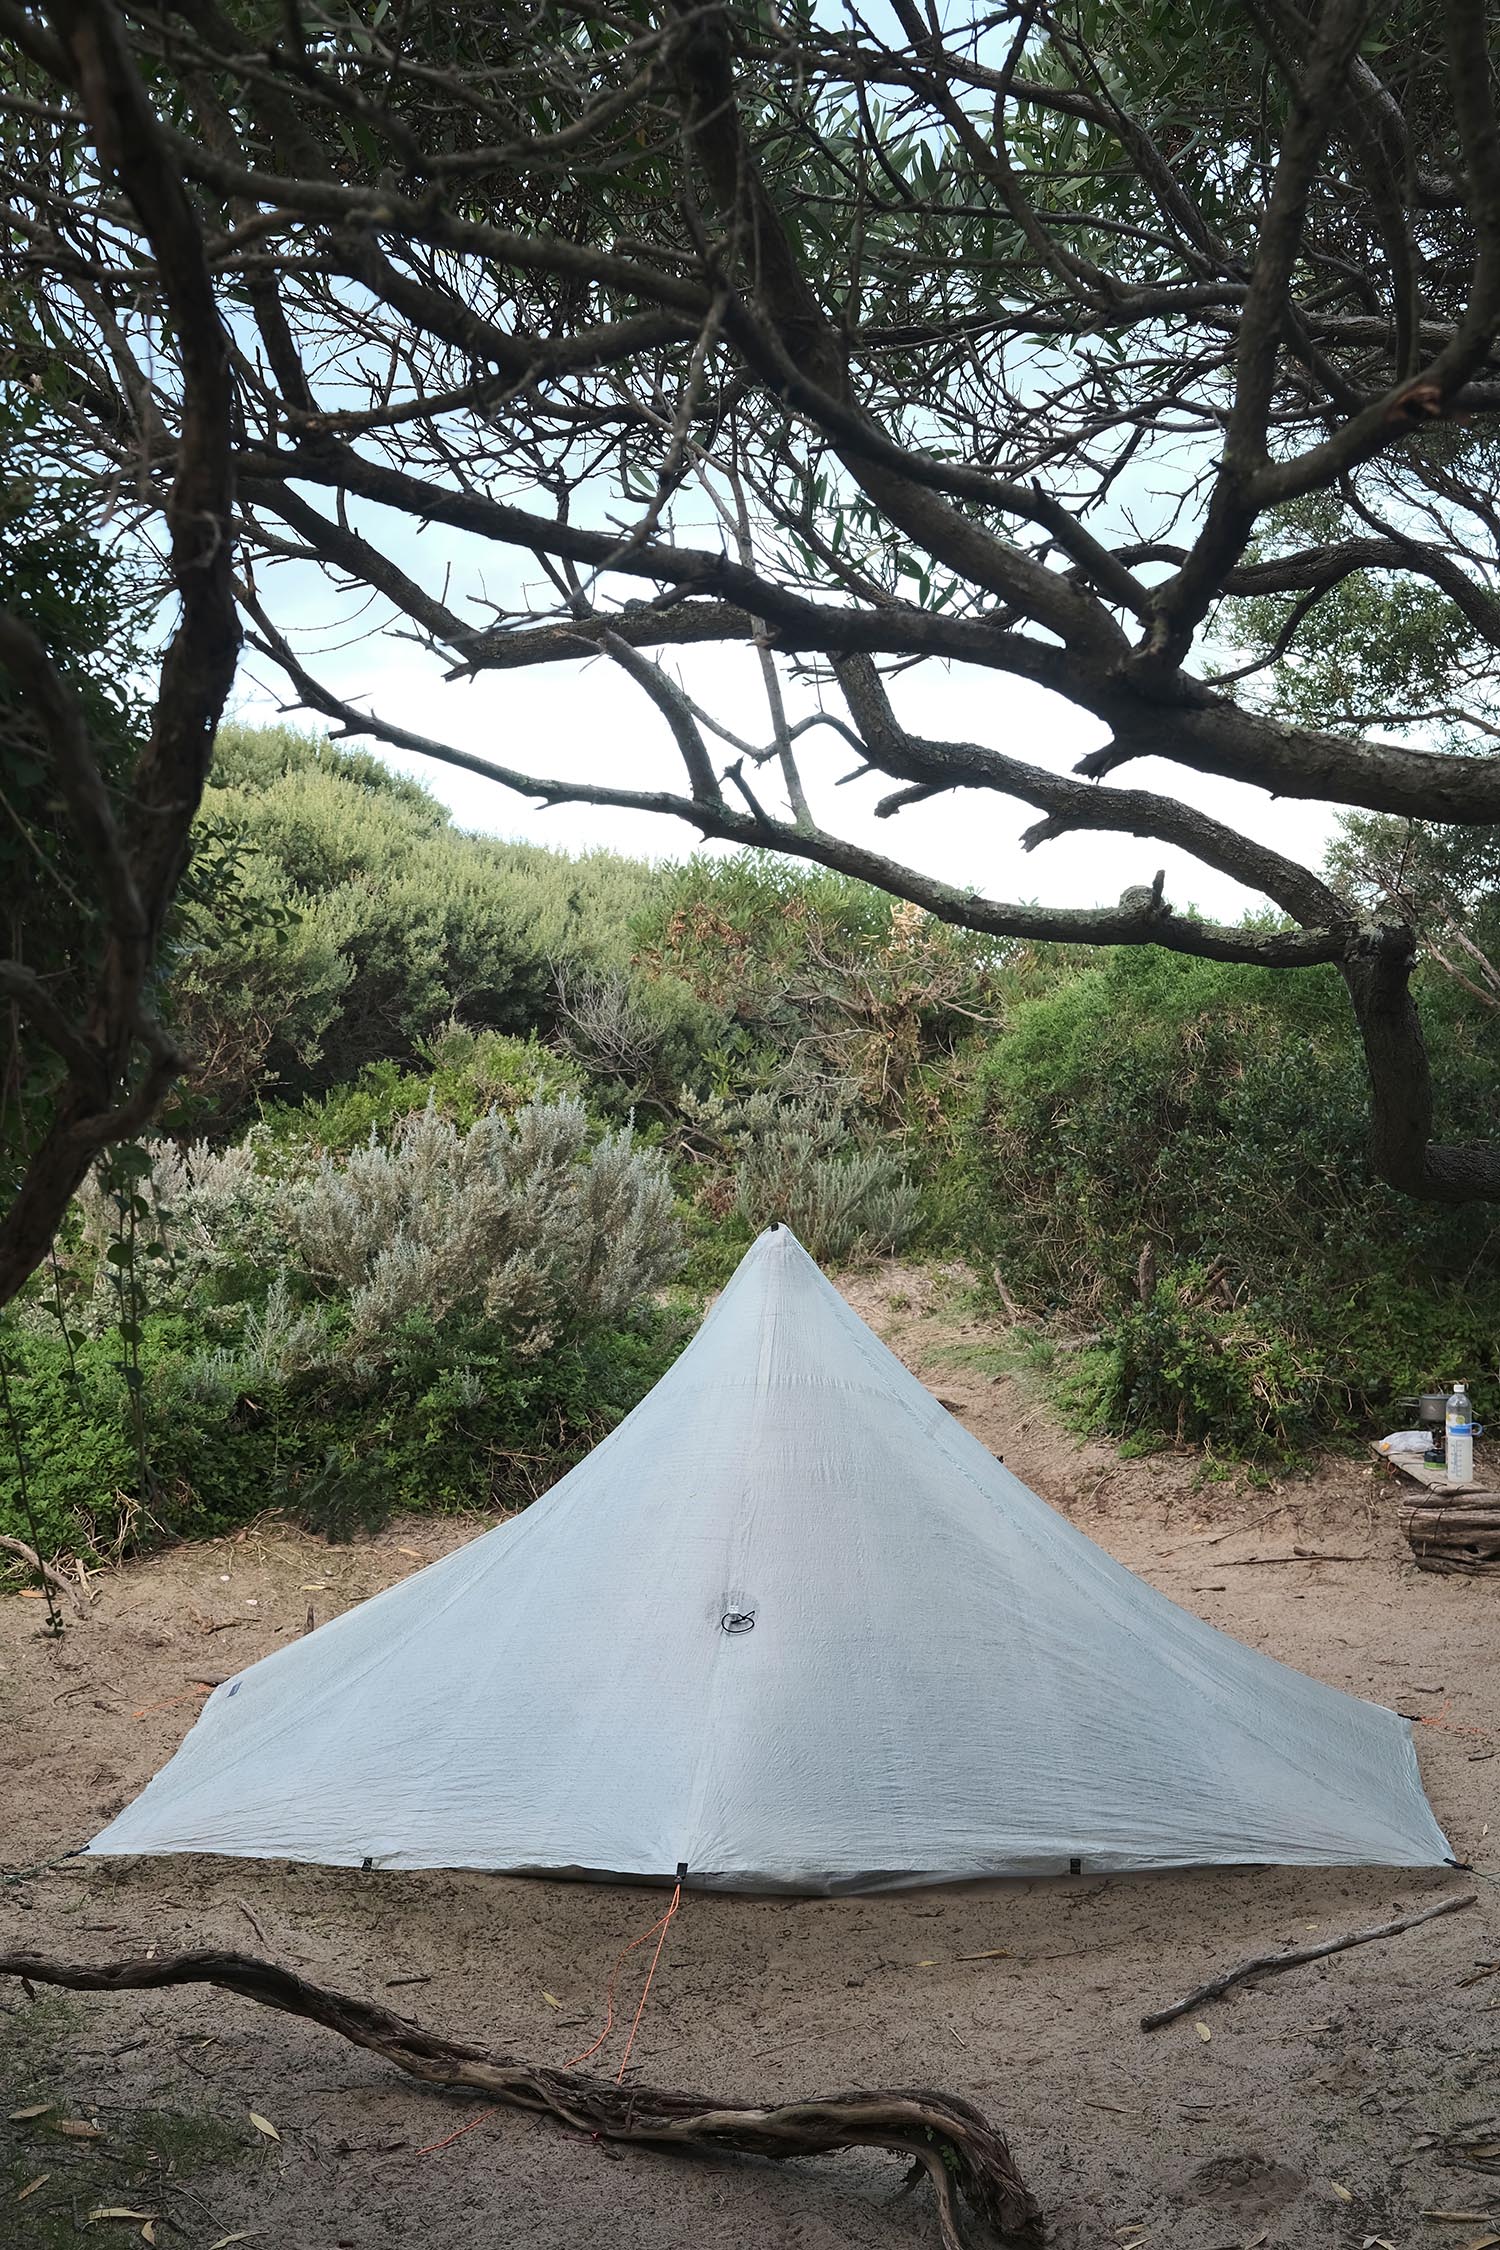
1372;1444;1493;1499
1404;1508;1500;1529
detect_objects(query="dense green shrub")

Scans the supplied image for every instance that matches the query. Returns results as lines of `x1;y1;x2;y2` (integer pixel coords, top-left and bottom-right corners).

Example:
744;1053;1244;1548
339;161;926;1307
284;1098;680;1352
951;948;1500;1456
635;856;1008;1123
675;1087;920;1266
549;961;728;1116
0;1306;690;1560
0;1326;140;1559
166;727;661;1120
1;1082;686;1564
256;1027;589;1154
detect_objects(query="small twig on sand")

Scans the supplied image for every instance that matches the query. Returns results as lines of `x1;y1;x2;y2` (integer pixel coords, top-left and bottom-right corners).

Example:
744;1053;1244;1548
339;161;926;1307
0;1949;1043;2249
1221;1551;1371;1566
235;1900;269;1949
1167;1501;1293;1553
0;1536;88;1617
1141;1892;1477;2031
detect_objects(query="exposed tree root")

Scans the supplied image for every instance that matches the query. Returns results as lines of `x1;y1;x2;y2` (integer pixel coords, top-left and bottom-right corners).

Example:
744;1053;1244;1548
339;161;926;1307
0;1948;1043;2247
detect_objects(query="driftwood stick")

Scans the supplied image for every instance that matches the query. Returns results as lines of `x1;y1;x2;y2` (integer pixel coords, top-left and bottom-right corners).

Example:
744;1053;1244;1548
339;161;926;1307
0;1949;1042;2248
1167;1500;1294;1552
1141;1890;1477;2031
1221;1551;1371;1566
235;1899;270;1949
0;1535;88;1616
1405;1515;1500;1535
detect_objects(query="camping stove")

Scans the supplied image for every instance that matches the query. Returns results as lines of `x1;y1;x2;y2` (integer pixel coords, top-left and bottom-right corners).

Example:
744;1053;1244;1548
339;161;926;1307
1393;1392;1450;1465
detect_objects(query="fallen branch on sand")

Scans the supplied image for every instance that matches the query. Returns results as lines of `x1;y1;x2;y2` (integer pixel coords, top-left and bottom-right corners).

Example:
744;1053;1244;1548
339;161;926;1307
1141;1891;1477;2030
0;1535;88;1616
0;1948;1042;2248
1221;1550;1371;1566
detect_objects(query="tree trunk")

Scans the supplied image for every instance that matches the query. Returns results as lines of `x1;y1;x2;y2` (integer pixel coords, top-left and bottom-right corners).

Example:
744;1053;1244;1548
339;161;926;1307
1342;933;1500;1202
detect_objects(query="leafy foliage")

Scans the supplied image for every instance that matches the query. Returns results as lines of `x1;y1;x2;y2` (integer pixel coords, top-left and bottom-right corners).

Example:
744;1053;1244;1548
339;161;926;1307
285;1098;679;1353
1325;811;1500;1021
257;1025;591;1154
637;858;1006;1122
165;726;661;1122
680;1086;920;1269
0;1300;692;1562
1219;483;1500;745
951;948;1500;1456
0;446;151;1173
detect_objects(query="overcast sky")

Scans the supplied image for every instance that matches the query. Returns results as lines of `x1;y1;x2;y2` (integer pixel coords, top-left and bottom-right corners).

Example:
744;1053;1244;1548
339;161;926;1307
235;530;1339;927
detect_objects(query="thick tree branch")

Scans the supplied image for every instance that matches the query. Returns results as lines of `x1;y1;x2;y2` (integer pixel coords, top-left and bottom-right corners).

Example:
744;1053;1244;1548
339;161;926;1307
598;633;723;805
0;0;239;1309
1145;0;1374;663
0;960;103;1082
234;445;1084;689
1343;938;1500;1200
0;1948;1043;2250
1077;693;1500;824
246;623;1350;970
833;655;1350;932
664;1;1131;660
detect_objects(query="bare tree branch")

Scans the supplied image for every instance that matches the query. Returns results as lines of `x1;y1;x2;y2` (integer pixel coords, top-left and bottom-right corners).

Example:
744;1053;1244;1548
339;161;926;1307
6;0;1500;1224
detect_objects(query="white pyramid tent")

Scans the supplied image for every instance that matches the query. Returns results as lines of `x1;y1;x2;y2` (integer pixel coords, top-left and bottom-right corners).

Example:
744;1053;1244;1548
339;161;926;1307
91;1227;1450;1889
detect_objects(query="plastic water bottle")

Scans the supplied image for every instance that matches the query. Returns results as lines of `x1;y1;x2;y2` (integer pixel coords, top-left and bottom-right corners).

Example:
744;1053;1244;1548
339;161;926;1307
1445;1381;1474;1488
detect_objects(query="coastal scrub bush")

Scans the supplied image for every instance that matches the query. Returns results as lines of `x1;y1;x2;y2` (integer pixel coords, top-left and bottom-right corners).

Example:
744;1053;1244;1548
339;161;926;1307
951;947;1500;1455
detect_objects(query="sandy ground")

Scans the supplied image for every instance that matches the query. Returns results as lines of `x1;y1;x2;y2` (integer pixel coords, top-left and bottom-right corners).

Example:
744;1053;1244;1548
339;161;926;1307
2;1262;1498;2250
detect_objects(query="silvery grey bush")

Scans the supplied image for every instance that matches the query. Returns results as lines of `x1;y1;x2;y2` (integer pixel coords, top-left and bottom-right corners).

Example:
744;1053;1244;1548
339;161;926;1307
286;1098;680;1353
681;1087;919;1264
62;1136;283;1336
